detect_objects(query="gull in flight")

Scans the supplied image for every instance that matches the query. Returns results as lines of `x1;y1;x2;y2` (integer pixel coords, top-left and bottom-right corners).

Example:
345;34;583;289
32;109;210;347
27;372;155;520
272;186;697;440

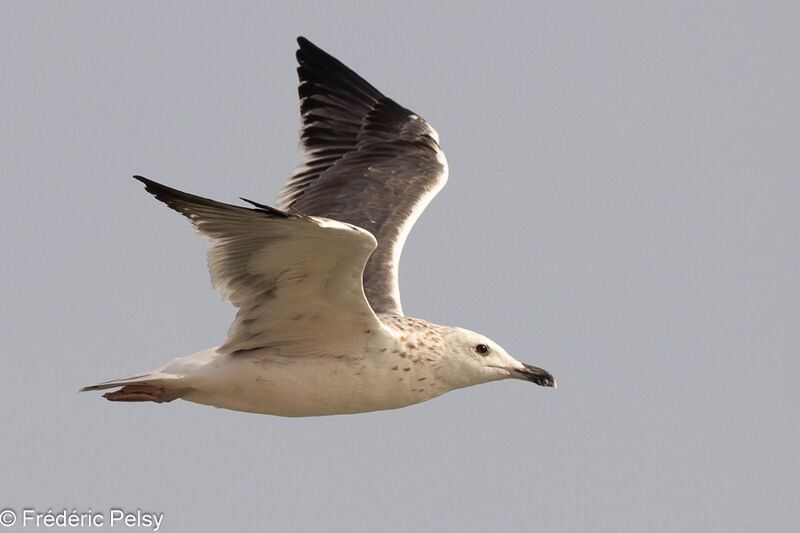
81;37;555;416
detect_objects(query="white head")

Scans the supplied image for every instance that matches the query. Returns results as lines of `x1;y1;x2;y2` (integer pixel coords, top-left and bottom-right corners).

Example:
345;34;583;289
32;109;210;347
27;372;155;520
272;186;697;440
436;327;556;391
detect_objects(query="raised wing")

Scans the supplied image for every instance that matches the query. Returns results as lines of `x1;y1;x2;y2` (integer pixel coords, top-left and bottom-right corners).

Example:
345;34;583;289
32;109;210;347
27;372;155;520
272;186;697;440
276;37;449;317
134;176;387;355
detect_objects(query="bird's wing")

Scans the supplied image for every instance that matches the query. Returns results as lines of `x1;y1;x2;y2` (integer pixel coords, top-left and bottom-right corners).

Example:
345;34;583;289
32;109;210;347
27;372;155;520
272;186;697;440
135;176;389;355
276;37;449;316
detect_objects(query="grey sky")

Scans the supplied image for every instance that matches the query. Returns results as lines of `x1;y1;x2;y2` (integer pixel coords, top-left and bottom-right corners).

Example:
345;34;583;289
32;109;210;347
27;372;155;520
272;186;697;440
2;1;798;532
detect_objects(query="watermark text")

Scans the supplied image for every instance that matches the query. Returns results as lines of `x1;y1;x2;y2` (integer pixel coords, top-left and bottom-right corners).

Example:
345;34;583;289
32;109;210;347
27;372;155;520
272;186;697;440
0;508;163;530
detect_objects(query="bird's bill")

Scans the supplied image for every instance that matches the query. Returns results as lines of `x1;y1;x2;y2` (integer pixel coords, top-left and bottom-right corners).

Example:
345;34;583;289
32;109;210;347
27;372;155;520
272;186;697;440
512;363;557;388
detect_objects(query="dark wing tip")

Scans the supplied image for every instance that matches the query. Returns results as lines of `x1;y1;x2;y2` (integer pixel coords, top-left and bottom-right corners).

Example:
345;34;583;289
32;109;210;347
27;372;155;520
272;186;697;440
296;35;312;48
296;36;331;63
133;174;183;204
294;36;384;103
239;197;291;217
132;175;289;218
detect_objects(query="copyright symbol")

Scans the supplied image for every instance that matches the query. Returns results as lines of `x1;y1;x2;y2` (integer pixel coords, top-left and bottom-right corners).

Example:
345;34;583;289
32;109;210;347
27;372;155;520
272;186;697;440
0;509;15;527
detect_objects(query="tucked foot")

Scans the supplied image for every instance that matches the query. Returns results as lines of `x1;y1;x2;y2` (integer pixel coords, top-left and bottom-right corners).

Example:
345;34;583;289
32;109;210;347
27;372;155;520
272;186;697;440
103;384;190;403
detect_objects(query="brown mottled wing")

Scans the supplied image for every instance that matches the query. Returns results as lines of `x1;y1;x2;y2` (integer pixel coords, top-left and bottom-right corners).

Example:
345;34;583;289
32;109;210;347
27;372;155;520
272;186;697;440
276;37;449;316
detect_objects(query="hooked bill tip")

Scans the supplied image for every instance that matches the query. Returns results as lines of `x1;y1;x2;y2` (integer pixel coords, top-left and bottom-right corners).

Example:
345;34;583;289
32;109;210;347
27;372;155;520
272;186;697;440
517;363;556;388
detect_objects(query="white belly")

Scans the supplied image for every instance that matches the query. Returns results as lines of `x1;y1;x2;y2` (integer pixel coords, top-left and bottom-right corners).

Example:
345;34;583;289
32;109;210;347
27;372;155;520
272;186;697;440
169;348;447;416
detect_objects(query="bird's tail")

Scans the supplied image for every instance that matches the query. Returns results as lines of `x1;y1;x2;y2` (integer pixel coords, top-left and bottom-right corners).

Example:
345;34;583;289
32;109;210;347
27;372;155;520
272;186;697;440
79;373;190;403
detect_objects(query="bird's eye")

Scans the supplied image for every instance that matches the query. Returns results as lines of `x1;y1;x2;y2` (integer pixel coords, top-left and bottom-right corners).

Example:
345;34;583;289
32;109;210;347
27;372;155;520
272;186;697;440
475;343;489;355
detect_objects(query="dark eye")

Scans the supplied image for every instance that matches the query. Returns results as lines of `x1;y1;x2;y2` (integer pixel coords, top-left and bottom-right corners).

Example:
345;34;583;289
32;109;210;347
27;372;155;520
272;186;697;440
475;343;489;355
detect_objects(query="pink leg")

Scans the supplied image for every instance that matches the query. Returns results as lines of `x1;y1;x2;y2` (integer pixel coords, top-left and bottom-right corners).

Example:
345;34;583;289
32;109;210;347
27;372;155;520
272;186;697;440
103;384;190;403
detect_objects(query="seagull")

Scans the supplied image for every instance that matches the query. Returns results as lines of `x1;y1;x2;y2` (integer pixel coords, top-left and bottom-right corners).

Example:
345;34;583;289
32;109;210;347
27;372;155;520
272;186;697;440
80;37;556;416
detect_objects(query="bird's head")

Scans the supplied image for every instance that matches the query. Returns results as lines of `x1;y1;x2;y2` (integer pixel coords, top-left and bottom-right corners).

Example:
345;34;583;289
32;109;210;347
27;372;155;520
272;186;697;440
437;327;556;390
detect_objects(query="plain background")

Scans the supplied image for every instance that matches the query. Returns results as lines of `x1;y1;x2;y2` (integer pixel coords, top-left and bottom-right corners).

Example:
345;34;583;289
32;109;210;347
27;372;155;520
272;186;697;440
2;1;798;532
